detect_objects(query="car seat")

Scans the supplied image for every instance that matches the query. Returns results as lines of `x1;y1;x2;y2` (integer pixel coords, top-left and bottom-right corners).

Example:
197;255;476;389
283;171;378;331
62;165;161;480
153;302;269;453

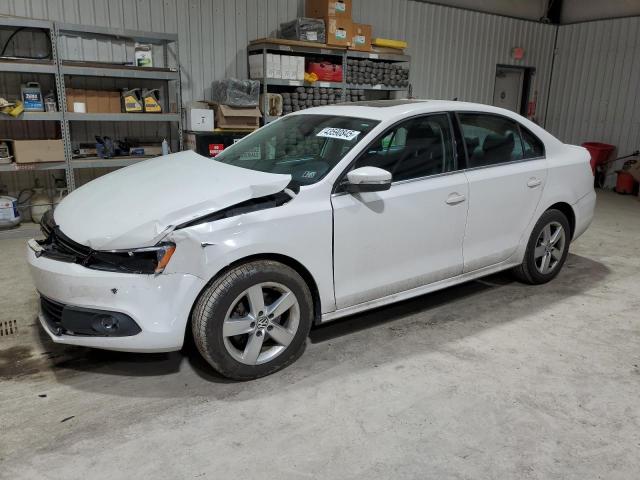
481;132;515;165
392;123;442;181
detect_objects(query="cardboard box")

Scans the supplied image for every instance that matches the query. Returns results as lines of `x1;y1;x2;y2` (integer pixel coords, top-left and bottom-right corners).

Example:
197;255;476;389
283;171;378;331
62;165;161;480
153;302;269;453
108;91;121;113
186;102;215;131
267;53;282;79
280;55;292;80
12;139;65;164
325;17;353;47
306;0;352;19
65;88;75;112
213;104;261;129
281;56;302;80
67;88;88;112
85;90;99;113
97;90;109;113
249;54;264;79
351;23;372;51
296;56;305;80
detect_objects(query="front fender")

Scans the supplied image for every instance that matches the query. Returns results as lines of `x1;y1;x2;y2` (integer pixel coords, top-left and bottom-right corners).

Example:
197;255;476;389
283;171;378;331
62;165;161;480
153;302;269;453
163;204;336;314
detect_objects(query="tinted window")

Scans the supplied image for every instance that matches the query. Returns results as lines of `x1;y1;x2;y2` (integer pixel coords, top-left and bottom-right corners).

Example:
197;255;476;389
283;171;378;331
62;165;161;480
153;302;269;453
458;113;524;168
354;114;454;181
520;126;545;158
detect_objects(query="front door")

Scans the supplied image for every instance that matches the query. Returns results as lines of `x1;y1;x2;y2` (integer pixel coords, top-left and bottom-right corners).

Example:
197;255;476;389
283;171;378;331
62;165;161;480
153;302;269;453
457;112;548;272
331;114;469;309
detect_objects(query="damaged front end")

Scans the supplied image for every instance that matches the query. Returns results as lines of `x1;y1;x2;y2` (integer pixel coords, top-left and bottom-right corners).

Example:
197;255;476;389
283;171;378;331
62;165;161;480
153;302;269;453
175;189;295;230
35;210;175;275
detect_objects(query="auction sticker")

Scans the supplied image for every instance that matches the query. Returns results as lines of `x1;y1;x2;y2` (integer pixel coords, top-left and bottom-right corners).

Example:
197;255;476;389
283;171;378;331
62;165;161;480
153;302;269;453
316;127;360;141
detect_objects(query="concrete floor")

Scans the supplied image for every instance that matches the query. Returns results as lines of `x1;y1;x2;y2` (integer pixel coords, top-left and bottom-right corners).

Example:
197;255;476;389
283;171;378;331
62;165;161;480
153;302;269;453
1;191;639;479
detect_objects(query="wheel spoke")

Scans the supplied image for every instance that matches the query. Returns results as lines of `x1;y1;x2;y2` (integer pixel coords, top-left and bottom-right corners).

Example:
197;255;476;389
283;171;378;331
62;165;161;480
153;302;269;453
540;252;551;273
246;285;266;316
551;247;563;261
549;226;563;246
268;324;295;347
223;316;254;337
267;292;295;319
541;224;551;243
534;245;546;259
242;332;265;364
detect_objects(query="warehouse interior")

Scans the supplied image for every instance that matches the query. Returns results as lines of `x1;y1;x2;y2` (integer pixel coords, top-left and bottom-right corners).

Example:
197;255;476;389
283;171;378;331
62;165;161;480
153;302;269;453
1;0;639;478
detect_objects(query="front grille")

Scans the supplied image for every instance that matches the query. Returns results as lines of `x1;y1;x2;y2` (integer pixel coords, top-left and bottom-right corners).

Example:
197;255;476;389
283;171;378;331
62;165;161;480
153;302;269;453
40;295;65;335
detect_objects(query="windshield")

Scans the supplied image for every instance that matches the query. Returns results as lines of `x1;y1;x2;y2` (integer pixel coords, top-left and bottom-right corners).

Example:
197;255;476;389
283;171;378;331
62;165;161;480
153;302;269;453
214;114;379;186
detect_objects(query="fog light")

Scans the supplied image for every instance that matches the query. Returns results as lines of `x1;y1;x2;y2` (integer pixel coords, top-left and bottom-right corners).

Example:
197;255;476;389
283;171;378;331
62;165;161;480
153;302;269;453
99;315;119;331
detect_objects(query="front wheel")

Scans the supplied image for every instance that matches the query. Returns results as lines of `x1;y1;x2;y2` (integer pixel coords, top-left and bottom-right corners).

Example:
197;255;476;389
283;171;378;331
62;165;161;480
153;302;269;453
513;209;571;285
191;260;313;380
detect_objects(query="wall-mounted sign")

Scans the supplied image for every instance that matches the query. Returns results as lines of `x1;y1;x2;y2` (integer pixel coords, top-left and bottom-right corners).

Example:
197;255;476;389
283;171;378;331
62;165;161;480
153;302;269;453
512;47;525;60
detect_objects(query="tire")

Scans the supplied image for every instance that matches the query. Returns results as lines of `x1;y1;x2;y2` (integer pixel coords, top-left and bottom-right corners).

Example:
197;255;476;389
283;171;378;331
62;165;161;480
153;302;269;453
513;209;571;285
191;260;313;380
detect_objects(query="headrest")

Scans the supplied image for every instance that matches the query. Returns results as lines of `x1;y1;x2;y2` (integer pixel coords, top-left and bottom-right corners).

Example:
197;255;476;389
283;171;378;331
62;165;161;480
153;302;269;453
483;132;514;152
406;123;437;143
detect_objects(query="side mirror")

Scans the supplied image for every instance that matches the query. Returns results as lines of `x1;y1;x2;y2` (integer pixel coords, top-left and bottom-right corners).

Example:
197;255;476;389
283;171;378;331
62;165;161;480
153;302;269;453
344;166;392;193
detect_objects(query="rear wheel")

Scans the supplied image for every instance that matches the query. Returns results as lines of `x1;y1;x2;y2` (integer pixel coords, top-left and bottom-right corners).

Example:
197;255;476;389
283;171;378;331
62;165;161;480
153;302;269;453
513;209;571;284
191;260;313;380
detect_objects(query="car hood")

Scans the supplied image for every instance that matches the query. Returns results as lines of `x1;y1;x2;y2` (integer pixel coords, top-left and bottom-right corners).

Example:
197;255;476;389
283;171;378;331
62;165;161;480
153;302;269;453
54;150;291;250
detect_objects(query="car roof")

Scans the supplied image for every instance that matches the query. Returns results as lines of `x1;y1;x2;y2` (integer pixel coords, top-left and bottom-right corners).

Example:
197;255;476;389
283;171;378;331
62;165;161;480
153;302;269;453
293;99;521;122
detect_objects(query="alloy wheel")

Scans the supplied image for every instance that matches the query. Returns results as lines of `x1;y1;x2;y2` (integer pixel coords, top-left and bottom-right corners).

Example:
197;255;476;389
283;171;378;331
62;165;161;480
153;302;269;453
534;221;566;275
222;282;300;365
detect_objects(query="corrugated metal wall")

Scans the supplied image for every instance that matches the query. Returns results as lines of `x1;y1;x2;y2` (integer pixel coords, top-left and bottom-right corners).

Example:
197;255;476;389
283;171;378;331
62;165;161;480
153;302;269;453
546;16;640;186
1;0;557;196
352;0;556;124
0;0;302;102
0;0;558;113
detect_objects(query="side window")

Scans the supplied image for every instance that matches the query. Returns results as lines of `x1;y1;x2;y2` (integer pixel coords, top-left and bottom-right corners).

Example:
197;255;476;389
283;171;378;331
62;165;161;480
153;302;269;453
520;126;545;159
354;114;454;181
458;113;524;168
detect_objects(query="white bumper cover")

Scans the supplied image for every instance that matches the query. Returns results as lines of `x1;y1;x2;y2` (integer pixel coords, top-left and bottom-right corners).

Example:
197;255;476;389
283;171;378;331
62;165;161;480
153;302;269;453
572;190;596;241
27;245;206;352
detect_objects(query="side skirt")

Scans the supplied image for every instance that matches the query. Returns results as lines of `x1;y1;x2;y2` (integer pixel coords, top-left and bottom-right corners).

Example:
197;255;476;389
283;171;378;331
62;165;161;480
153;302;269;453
320;259;520;323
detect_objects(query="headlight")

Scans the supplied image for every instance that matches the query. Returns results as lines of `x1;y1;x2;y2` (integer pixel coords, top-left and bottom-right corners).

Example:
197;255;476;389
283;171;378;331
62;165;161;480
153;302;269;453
86;243;176;274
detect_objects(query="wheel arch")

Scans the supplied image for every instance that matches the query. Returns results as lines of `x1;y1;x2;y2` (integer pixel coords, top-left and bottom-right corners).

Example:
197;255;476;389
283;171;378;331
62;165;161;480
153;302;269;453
546;201;576;239
186;253;323;339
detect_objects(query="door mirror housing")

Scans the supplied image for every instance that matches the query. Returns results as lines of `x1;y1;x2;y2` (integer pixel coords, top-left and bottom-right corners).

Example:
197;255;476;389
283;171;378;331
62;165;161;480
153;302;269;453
344;166;392;193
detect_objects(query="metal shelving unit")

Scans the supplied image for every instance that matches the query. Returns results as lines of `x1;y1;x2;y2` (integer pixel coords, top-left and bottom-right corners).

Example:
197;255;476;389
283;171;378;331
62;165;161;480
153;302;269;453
61;63;179;81
71;156;154;169
56;22;181;190
0;162;66;172
248;38;411;119
0;16;182;191
0;59;57;74
66;112;180;122
1;112;63;121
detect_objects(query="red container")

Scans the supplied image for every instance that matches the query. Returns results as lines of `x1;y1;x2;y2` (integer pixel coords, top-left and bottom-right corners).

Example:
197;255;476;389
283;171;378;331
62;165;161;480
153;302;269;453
582;142;615;173
307;61;343;82
615;171;636;194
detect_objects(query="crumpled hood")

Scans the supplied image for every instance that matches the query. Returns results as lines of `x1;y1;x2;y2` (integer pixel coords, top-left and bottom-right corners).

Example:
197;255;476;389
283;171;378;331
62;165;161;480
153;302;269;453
54;150;291;250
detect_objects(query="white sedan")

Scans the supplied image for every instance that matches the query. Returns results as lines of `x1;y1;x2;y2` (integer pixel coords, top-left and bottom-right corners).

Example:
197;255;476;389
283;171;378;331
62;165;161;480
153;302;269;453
27;100;596;379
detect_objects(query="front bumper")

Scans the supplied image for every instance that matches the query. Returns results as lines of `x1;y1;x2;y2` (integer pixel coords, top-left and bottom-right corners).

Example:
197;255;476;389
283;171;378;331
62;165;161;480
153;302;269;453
27;244;206;352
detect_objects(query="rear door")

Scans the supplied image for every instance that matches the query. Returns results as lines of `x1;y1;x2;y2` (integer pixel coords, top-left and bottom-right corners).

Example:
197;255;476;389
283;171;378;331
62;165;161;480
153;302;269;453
456;112;548;272
331;114;469;309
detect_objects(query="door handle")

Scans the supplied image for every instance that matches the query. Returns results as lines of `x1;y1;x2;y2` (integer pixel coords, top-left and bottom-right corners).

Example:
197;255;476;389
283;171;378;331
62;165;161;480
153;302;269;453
527;178;542;188
445;193;466;205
